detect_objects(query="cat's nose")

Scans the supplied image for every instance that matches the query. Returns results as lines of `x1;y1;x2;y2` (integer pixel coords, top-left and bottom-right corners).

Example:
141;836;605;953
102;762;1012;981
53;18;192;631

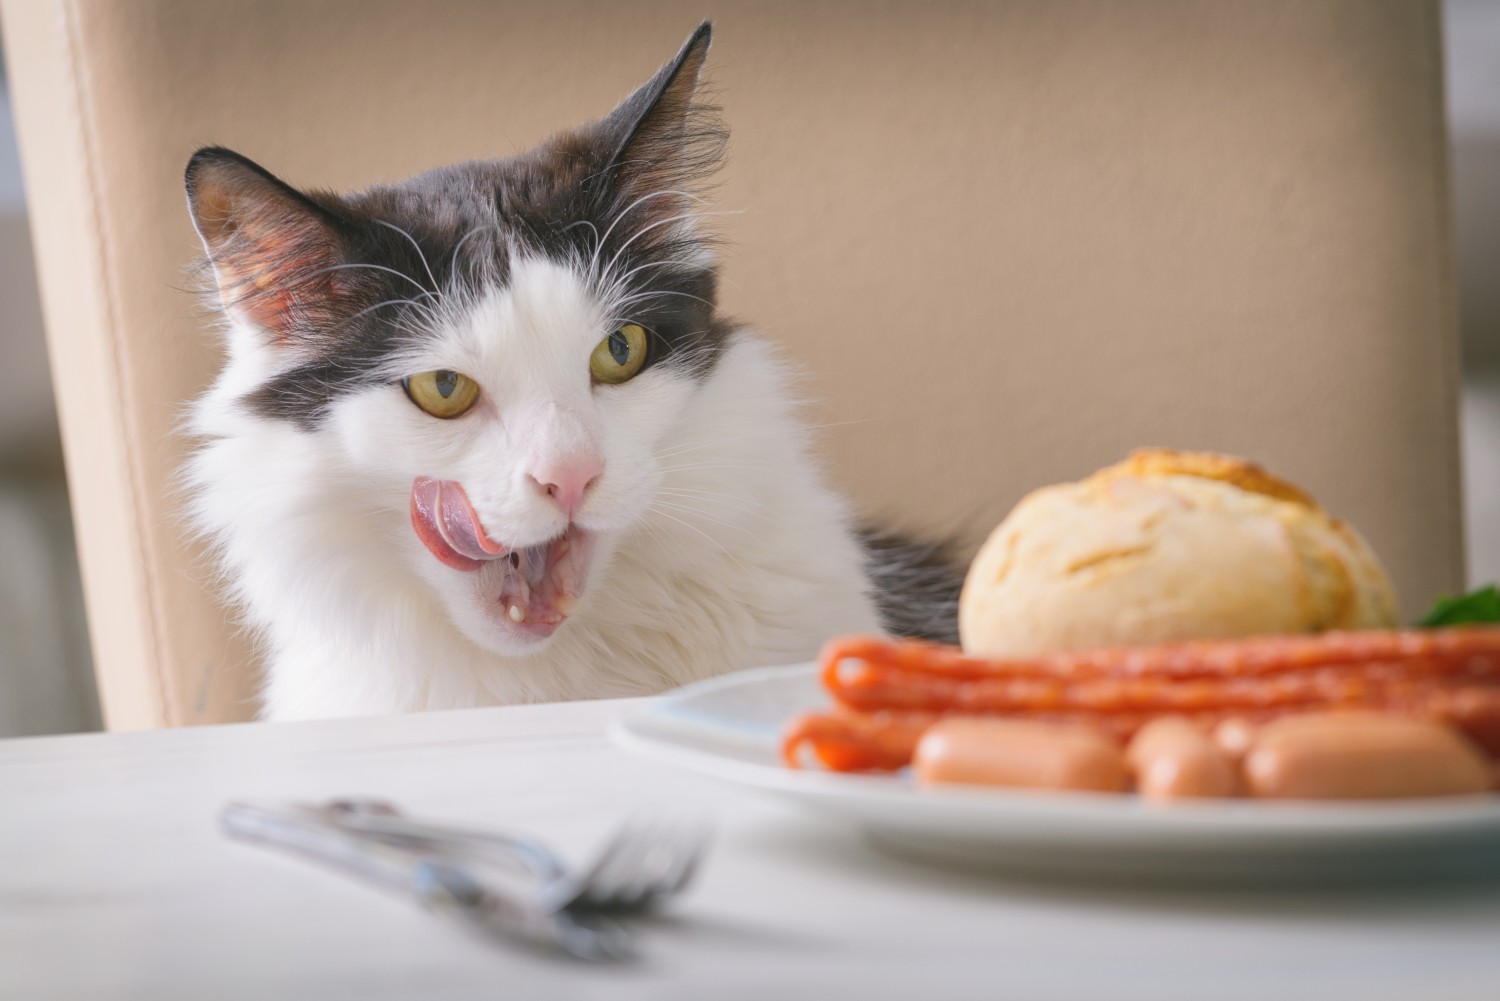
527;454;604;520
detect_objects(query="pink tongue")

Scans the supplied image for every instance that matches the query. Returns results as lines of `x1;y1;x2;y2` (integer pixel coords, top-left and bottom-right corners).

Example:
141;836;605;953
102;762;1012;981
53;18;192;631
411;477;505;563
409;478;593;633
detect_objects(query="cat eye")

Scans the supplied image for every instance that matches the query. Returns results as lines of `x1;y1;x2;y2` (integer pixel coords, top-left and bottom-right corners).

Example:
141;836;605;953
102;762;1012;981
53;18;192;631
402;369;481;419
590;324;649;385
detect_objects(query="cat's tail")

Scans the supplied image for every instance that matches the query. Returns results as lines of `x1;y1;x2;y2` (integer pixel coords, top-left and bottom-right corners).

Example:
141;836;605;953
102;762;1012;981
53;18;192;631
857;525;967;646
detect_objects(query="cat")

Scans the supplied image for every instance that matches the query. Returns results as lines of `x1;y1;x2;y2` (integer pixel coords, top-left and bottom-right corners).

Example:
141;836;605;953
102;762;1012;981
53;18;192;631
184;22;962;721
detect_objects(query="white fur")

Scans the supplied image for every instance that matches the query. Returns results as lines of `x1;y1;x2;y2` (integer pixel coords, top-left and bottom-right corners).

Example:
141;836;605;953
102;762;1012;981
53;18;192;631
188;256;882;720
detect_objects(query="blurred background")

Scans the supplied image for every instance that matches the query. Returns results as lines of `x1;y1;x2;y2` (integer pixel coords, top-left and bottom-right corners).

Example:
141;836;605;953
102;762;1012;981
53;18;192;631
1449;0;1500;599
0;40;99;738
0;2;1496;738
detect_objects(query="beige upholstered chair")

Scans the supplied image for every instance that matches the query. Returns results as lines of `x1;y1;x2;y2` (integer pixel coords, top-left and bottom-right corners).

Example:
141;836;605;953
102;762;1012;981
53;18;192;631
1;0;1462;730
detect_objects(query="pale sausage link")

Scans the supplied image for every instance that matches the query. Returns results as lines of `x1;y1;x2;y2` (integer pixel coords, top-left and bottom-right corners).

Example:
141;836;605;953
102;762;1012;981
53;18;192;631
783;690;1500;773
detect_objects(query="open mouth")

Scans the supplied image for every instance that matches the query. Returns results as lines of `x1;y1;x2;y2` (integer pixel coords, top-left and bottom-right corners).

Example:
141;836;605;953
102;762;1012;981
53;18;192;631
409;476;595;639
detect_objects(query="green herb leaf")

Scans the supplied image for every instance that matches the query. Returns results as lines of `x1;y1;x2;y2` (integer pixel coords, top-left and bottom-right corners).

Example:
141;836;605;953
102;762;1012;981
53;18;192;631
1420;584;1500;627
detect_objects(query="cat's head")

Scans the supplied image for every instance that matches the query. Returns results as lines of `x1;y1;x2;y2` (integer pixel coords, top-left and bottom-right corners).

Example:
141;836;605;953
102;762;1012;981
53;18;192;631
186;23;728;655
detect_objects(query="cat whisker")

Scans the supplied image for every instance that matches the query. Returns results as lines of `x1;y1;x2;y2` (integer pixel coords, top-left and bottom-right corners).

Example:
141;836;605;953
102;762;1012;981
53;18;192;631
598;208;743;291
629;518;690;582
654;483;760;500
372;218;440;295
610;289;717;312
651;498;756;528
561;221;602;278
648;500;752;532
653;488;761;515
345;297;442;326
506;210;554;265
651;483;762;504
595;257;715;307
654;446;785;466
305;262;435;299
447;223;501;295
592;237;715;305
655;464;780;478
650;493;746;515
584;189;701;283
646;505;752;576
594;229;706;304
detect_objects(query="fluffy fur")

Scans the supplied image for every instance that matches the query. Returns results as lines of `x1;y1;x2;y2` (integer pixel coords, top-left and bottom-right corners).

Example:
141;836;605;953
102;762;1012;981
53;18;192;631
184;23;954;720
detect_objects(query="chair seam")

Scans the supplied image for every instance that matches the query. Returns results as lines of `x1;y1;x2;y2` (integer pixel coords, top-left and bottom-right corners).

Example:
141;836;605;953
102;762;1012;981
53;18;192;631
58;0;177;727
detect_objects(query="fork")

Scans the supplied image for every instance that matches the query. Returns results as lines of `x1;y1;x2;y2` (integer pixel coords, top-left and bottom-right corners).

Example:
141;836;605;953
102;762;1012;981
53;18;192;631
221;801;633;961
320;798;709;914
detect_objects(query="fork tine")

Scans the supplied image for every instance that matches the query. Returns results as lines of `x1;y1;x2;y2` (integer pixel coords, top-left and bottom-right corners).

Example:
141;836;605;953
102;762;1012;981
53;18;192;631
644;821;703;897
587;817;708;910
657;820;710;896
560;820;642;908
581;821;658;908
595;825;656;907
613;822;678;908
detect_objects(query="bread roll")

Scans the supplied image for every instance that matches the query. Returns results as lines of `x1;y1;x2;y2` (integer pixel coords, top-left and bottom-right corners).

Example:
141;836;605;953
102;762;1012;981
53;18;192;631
959;449;1397;656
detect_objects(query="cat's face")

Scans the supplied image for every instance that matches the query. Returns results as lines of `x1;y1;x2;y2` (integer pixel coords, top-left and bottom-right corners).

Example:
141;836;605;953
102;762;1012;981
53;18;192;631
187;24;728;655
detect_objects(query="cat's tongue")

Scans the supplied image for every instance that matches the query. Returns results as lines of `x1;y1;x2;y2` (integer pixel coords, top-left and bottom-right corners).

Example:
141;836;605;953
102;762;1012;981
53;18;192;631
409;476;506;572
409;477;594;637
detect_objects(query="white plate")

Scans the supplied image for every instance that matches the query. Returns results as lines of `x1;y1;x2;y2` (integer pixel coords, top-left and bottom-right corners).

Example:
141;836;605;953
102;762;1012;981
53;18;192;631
611;663;1500;881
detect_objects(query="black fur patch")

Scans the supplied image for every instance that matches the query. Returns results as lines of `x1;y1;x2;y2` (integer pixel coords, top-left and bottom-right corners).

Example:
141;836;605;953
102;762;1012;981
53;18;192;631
186;22;728;429
858;526;966;645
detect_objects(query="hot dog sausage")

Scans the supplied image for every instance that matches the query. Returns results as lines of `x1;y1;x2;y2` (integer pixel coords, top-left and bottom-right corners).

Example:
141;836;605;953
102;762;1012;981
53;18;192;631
1210;717;1258;761
1126;717;1240;801
912;718;1129;792
1243;712;1491;800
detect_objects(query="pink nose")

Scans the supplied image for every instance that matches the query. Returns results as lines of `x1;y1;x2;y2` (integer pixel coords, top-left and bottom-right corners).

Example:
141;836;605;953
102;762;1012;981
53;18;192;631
527;454;604;519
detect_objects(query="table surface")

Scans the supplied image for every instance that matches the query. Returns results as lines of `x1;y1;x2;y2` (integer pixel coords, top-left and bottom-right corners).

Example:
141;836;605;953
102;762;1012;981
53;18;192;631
3;698;1499;1001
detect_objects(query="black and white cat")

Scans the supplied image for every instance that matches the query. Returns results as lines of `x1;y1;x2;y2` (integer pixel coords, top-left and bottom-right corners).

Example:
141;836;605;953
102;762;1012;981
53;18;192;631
184;23;959;720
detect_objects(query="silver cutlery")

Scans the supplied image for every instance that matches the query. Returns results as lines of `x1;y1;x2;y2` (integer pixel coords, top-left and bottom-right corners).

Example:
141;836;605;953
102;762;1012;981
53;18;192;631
320;798;709;914
220;799;710;961
221;801;634;961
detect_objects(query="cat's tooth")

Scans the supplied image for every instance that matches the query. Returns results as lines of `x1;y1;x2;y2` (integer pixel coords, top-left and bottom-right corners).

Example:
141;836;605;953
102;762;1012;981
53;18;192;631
507;602;525;623
555;593;580;617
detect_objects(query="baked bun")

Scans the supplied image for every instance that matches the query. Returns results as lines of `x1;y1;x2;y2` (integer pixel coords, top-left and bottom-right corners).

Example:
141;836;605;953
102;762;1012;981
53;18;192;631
958;449;1398;656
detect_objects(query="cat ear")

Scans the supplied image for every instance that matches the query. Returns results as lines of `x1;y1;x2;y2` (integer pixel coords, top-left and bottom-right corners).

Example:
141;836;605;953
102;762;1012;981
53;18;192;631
595;22;724;206
185;147;352;344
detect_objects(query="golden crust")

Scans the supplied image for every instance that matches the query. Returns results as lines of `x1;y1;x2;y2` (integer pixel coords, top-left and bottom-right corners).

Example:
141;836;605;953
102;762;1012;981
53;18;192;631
959;450;1398;657
1092;448;1318;510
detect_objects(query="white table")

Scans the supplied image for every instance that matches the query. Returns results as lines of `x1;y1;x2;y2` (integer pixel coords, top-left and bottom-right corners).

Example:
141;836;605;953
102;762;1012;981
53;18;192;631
3;699;1498;1001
